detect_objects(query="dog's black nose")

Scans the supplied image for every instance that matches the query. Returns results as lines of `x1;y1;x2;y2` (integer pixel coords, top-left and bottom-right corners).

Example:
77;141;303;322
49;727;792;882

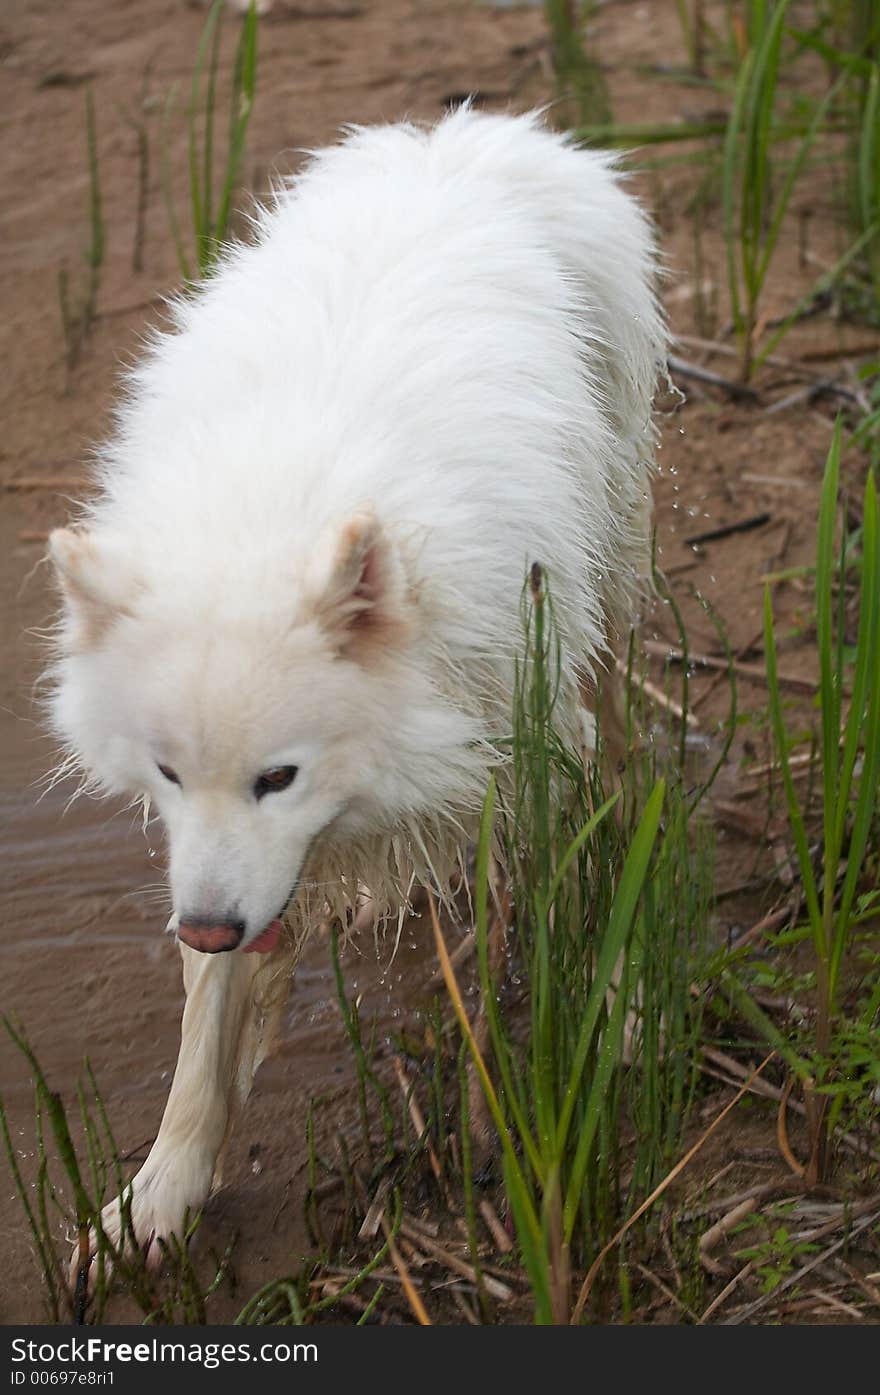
177;918;246;954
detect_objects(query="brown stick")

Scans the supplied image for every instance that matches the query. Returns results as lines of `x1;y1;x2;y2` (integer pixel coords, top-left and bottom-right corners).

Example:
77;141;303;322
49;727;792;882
731;904;792;949
684;512;771;546
671;333;848;382
668;353;760;402
698;1262;754;1324
643;638;818;694
740;472;807;490
692;623;765;712
393;1056;445;1194
426;932;475;989
700;1197;760;1276
380;1214;432;1325
795;340;880;363
479;1199;513;1255
776;1075;806;1179
617;660;699;727
634;1262;700;1321
400;1218;513;1301
764;380;846;417
2;477;87;491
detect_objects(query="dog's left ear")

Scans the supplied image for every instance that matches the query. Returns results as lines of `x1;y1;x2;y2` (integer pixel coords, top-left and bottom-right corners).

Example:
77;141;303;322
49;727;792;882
49;528;140;649
308;513;408;661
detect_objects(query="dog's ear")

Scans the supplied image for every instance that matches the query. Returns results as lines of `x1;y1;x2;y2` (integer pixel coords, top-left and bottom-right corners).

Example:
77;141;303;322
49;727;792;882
308;513;408;661
49;528;139;648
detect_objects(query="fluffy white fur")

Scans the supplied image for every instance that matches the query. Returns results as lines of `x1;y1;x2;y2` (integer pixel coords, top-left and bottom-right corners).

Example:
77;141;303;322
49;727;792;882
48;108;665;1262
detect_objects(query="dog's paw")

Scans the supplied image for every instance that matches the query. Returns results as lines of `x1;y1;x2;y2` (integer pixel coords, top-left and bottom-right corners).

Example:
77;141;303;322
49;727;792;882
69;1148;215;1289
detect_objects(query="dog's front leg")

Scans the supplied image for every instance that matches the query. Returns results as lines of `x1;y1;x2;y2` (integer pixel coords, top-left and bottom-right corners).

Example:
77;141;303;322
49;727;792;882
79;943;266;1275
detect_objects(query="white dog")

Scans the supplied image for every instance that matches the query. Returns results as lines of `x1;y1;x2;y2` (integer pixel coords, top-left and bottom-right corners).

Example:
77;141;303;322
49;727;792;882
47;108;664;1265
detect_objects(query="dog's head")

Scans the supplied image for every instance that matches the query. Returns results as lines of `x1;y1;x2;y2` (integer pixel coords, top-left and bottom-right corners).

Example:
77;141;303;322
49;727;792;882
47;513;418;953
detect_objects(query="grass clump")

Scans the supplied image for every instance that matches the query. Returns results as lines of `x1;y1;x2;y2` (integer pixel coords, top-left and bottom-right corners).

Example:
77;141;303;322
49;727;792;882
726;422;880;1180
58;90;104;374
438;565;712;1323
854;61;880;307
544;1;612;130
722;1;842;379
163;0;259;282
0;1009;395;1326
0;1018;234;1325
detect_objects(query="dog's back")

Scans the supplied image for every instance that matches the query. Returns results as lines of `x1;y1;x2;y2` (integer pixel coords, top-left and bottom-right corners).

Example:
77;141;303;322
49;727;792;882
87;105;662;773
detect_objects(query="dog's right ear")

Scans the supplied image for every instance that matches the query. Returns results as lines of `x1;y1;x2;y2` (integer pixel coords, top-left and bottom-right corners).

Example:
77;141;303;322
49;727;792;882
306;513;409;663
49;528;139;649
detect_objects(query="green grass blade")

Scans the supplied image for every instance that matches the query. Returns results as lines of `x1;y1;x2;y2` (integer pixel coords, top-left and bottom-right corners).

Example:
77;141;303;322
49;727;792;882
160;84;193;282
474;776;541;1176
543;793;619;920
754;73;846;293
562;926;643;1243
214;0;258;258
555;780;665;1159
719;969;809;1078
833;450;875;858
188;0;223;274
832;473;880;996
763;586;822;940
722;46;753;340
816;420;842;915
0;1095;64;1319
201;0;224;255
756;221;880;367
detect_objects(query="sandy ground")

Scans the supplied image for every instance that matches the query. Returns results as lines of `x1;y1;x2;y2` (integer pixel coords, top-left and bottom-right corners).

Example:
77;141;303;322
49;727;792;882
1;0;875;1323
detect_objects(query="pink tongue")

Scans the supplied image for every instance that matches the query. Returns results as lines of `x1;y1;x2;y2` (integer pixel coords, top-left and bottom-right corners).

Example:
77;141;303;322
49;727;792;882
242;918;283;954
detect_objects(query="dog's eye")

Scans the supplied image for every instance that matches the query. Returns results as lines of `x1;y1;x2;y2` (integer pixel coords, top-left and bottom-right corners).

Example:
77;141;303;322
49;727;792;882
157;763;182;787
254;766;298;799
